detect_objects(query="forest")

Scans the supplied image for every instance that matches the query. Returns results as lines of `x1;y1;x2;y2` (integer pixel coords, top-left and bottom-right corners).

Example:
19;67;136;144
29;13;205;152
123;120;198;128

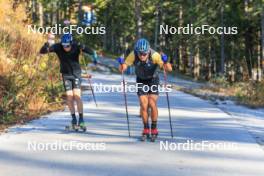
20;0;264;81
1;0;264;127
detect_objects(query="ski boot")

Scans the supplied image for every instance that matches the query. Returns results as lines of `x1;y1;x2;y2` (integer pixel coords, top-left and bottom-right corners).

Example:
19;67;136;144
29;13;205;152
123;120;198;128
78;118;87;132
150;128;158;142
65;118;78;131
141;128;150;141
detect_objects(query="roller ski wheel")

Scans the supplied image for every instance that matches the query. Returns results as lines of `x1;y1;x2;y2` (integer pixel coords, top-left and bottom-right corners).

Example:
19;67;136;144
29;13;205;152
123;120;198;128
78;123;87;132
150;134;158;142
150;128;158;142
65;124;78;132
141;128;150;142
65;118;79;131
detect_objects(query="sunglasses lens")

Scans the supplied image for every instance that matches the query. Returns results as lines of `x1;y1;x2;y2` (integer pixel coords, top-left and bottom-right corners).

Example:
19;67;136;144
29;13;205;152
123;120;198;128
63;45;70;48
139;52;147;56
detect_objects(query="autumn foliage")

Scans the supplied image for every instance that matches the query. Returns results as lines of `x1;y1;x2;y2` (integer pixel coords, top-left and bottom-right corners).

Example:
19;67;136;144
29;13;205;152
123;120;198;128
0;0;63;126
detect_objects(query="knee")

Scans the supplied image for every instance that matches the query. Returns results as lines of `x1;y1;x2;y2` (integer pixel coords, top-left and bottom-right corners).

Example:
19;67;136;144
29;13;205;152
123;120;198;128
74;94;81;102
67;95;74;102
148;100;157;109
141;103;148;112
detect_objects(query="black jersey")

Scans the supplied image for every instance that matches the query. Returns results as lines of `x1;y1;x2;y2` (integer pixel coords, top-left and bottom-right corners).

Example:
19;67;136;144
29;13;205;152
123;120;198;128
125;48;163;80
40;42;94;77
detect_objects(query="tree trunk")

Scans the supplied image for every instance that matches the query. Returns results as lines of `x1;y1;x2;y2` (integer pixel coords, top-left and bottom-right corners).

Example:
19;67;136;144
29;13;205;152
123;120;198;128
56;2;60;24
179;5;184;72
32;0;37;23
208;41;212;80
189;46;194;76
154;3;159;50
135;0;142;39
257;30;262;81
194;46;200;80
261;2;264;76
244;0;253;79
38;2;43;26
159;0;165;49
103;8;108;51
78;0;82;22
220;1;225;74
52;2;57;25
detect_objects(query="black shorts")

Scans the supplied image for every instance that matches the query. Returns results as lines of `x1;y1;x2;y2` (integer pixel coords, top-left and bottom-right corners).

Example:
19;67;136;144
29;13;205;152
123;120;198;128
62;75;81;91
136;77;160;96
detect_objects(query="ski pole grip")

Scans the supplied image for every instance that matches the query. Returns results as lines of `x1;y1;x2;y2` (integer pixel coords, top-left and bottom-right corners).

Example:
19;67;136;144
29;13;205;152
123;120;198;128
117;57;125;65
161;54;168;63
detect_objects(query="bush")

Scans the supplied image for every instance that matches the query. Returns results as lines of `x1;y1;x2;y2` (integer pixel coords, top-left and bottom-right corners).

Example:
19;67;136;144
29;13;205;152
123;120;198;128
0;1;63;125
236;81;264;107
210;75;229;87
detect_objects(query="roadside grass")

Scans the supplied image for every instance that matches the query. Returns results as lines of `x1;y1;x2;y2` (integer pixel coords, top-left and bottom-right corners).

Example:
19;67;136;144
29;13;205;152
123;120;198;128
0;1;64;131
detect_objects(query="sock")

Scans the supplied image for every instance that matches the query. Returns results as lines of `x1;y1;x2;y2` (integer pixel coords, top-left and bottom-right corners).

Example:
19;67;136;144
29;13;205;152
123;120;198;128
71;114;76;120
151;121;157;129
79;113;83;121
144;122;149;129
71;114;77;125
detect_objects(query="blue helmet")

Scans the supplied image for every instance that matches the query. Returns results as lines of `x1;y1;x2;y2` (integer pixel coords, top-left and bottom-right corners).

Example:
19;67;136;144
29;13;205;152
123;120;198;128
134;38;150;54
61;33;73;46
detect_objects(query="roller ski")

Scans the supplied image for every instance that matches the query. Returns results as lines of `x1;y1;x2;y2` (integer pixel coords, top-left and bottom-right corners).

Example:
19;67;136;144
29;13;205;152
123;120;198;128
141;128;150;141
65;124;86;132
77;118;87;132
150;128;158;142
78;122;87;132
65;118;78;132
65;117;86;132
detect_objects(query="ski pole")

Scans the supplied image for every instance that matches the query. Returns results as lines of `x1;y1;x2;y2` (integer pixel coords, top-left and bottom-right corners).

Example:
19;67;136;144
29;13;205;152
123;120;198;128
88;76;98;107
163;65;173;138
47;47;55;100
82;55;98;107
122;71;131;137
47;33;55;99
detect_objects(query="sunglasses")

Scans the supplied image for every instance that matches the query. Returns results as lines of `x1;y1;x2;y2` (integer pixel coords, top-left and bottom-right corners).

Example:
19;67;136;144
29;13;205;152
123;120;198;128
138;52;148;56
63;45;71;48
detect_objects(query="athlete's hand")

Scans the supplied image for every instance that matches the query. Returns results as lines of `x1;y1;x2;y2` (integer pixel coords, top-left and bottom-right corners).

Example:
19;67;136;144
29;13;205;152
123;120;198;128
161;54;168;63
164;63;173;72
86;74;92;78
82;74;92;78
117;57;127;73
117;57;125;64
47;33;55;46
119;64;127;73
